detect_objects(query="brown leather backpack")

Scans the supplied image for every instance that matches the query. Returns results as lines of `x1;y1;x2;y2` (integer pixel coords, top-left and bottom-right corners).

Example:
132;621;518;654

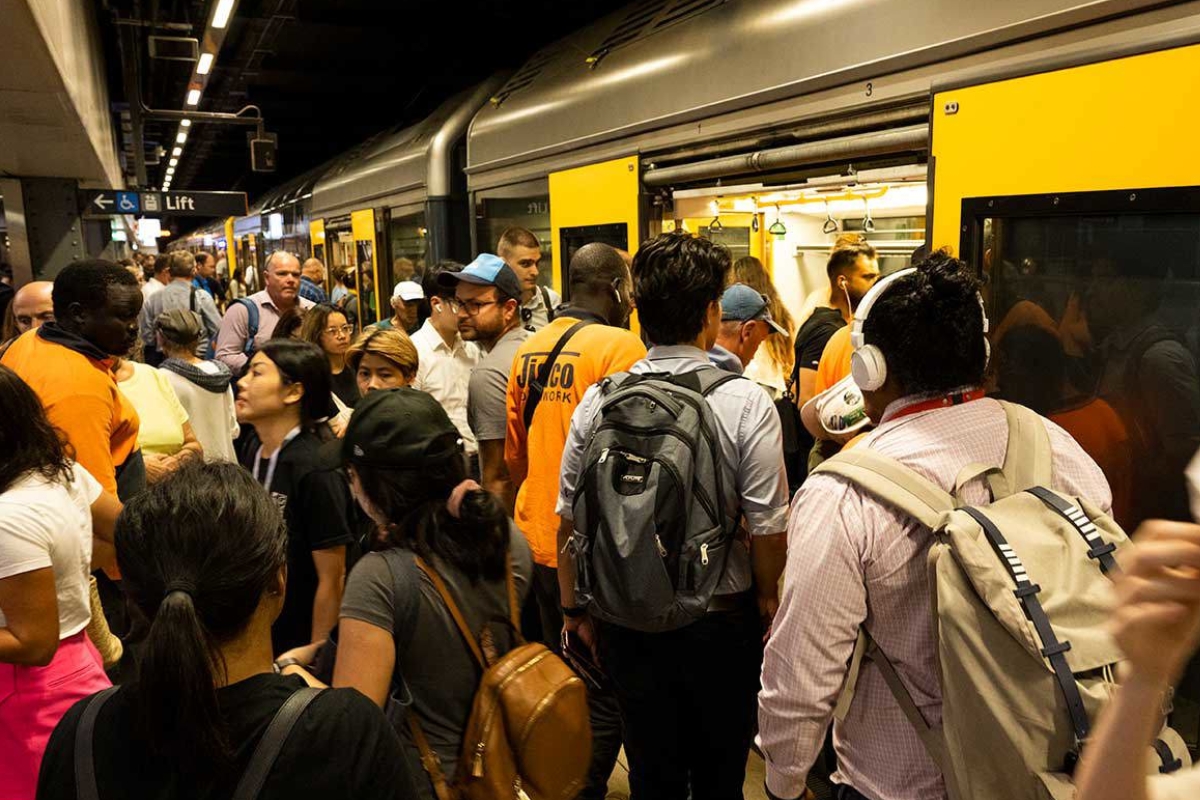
408;556;592;800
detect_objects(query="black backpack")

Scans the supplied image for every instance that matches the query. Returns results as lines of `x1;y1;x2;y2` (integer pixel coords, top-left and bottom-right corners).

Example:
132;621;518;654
571;366;740;632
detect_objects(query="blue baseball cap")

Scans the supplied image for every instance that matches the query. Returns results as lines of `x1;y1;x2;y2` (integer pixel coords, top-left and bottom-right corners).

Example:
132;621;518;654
437;253;523;302
721;283;787;335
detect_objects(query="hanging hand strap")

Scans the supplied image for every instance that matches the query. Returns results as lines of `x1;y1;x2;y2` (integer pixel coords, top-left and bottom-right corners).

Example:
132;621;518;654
74;686;120;800
522;319;594;431
230;687;324;800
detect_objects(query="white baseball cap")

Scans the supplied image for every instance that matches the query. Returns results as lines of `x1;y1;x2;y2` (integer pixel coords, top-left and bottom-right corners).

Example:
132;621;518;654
392;280;424;302
800;373;871;440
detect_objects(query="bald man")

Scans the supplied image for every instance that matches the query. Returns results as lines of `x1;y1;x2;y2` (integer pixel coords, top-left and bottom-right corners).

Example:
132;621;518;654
13;281;54;334
299;258;328;304
216;251;314;373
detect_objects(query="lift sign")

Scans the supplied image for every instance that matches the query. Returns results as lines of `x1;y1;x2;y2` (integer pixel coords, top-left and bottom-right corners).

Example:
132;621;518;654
82;189;248;218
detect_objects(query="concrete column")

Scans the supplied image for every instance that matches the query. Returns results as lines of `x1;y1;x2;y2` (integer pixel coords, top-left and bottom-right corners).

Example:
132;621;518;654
0;177;88;283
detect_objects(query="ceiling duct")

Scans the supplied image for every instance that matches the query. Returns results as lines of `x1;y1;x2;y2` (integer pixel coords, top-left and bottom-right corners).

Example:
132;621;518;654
642;126;929;188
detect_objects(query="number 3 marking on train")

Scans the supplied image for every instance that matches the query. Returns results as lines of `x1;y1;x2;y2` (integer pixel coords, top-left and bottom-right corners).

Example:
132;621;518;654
865;82;873;97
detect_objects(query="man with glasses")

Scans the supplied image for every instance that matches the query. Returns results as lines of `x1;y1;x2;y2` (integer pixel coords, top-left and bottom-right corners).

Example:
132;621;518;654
439;253;528;513
711;283;790;374
411;262;480;474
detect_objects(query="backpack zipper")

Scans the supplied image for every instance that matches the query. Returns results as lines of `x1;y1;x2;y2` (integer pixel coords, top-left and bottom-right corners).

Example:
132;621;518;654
467;650;552;780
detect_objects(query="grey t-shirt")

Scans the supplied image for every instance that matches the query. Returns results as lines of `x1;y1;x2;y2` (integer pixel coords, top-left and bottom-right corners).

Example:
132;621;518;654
467;327;530;442
339;523;532;797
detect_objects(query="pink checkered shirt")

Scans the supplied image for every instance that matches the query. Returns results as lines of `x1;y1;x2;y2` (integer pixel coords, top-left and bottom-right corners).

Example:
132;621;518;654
757;396;1112;800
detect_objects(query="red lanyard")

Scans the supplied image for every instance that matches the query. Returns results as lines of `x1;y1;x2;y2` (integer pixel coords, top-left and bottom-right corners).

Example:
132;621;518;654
888;388;987;422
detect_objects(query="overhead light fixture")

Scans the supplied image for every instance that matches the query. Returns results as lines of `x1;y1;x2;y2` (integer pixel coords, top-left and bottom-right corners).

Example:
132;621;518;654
212;0;235;29
180;118;191;128
166;167;175;176
172;146;183;157
169;158;179;167
186;89;201;106
176;131;188;144
197;53;214;75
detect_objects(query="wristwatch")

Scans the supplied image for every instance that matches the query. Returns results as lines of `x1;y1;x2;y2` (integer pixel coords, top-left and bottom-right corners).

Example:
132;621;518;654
561;605;587;619
273;657;307;674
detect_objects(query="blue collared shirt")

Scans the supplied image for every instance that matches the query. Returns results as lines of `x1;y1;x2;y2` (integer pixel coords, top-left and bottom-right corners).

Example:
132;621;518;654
556;344;789;595
299;276;328;304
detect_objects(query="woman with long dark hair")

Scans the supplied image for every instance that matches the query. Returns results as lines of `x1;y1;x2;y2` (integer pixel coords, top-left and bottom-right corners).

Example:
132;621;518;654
299;304;359;409
235;340;355;653
315;389;530;799
36;461;419;800
0;365;120;798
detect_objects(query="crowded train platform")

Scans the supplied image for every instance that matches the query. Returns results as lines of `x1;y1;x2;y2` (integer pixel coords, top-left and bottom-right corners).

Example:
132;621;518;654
6;1;1200;799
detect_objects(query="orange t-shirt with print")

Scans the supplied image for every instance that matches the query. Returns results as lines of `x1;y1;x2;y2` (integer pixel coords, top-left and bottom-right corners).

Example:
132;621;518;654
505;316;646;568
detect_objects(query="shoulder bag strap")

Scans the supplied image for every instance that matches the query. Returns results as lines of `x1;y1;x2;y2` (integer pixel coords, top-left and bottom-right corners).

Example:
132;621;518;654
229;687;324;800
74;687;120;800
413;556;487;670
541;285;555;322
189;285;197;313
523;319;595;430
504;551;521;633
811;449;954;530
998;400;1053;494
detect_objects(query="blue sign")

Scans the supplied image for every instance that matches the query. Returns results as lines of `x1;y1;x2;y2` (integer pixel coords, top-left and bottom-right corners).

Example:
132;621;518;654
115;191;140;213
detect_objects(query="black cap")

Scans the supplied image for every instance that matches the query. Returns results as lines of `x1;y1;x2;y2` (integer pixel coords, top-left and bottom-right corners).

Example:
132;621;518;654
342;388;463;469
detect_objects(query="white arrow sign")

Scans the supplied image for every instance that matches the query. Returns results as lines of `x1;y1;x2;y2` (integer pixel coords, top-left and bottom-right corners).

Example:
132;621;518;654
93;195;113;211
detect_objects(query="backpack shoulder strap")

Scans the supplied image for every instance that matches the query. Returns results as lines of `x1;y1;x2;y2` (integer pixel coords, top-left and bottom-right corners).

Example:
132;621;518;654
523;319;595;430
811;448;954;529
235;298;260;355
862;630;949;772
414;556;487;670
189;285;198;313
378;548;422;651
998;400;1052;495
230;687;324;800
667;366;743;397
74;686;120;800
541;285;555;322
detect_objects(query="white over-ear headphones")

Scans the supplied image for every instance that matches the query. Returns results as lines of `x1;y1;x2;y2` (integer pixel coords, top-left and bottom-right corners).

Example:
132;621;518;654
848;267;991;392
849;268;915;392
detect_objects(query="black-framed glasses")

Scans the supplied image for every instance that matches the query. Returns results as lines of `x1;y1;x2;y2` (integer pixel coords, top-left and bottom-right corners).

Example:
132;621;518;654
450;298;499;317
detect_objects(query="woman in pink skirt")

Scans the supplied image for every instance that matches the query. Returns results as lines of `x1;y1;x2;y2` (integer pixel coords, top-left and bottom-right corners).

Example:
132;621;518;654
0;365;120;799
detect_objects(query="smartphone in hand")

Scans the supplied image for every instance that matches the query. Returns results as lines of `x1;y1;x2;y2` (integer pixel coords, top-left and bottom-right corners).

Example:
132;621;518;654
560;629;609;691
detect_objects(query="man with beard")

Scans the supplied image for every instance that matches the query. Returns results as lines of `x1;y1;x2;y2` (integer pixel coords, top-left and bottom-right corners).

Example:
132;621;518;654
441;254;528;513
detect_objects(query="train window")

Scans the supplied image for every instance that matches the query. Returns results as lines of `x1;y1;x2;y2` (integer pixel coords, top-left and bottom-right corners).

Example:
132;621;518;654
699;225;750;261
477;195;553;290
388;212;427;285
558;223;629;301
964;187;1200;533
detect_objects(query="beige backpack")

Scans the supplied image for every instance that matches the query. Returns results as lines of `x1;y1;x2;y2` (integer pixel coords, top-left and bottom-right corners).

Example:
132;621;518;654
815;401;1190;800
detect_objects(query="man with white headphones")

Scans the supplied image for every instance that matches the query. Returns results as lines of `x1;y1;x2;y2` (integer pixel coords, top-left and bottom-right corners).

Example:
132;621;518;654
757;251;1113;800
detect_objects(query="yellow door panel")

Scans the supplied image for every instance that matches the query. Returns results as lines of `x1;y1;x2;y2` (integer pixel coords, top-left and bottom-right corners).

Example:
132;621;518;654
549;156;641;294
932;43;1200;251
351;209;382;322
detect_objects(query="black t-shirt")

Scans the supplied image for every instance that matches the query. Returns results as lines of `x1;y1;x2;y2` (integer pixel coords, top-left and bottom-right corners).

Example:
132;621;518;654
241;429;357;652
330;367;360;409
37;674;420;800
793;307;847;375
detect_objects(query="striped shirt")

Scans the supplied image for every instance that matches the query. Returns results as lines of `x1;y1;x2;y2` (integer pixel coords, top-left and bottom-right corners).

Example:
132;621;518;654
757;396;1112;800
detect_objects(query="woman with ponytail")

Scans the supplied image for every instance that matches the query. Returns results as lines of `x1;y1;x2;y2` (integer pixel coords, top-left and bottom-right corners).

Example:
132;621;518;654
36;461;418;800
314;388;532;800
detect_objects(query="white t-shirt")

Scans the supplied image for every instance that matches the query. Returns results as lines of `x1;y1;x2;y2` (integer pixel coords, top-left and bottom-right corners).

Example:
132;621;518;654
0;463;101;638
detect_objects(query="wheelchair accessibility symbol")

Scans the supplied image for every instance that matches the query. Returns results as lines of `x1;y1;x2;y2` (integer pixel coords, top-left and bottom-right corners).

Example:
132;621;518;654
116;192;140;213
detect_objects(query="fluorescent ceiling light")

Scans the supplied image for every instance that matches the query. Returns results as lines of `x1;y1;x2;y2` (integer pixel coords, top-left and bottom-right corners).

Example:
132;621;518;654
166;167;175;176
180;118;191;128
186;89;201;106
169;158;178;167
172;146;183;157
212;0;234;29
197;53;214;75
176;131;188;144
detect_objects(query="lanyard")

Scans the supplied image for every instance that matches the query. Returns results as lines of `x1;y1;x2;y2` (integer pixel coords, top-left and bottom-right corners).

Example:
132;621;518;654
888;388;987;423
254;426;301;493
